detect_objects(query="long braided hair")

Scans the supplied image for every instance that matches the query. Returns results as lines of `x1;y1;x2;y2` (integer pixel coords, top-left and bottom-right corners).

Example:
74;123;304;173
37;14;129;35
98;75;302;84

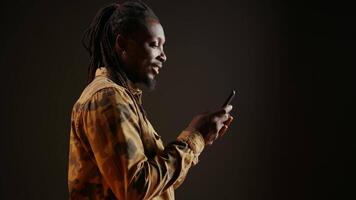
82;0;159;87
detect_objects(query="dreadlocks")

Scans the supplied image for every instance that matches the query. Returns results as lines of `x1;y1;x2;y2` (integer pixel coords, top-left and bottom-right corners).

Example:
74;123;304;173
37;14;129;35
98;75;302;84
82;0;159;87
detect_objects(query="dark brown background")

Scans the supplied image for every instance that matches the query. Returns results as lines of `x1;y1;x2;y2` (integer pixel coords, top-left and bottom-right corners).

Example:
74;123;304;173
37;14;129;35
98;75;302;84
0;0;355;199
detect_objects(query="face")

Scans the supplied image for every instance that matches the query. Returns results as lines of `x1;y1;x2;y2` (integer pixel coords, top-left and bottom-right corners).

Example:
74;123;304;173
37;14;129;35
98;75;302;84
118;18;167;90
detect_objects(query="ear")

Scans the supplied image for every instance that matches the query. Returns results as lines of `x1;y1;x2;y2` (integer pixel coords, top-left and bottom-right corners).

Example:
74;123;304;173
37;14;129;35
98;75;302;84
114;34;127;55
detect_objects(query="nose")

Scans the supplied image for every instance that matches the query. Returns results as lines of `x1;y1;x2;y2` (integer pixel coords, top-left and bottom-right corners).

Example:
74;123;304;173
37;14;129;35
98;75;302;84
157;50;167;63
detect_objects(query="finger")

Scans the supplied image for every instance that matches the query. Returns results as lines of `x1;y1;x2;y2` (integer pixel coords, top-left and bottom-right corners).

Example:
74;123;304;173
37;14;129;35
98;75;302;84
222;113;230;122
210;132;219;141
215;114;232;125
206;132;219;146
212;105;233;116
224;116;234;126
224;104;233;113
213;114;229;124
219;117;234;137
206;136;215;145
218;125;228;137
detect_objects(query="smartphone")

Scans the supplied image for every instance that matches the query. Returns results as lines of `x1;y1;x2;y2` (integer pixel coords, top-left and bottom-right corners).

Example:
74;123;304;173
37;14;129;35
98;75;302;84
222;90;236;107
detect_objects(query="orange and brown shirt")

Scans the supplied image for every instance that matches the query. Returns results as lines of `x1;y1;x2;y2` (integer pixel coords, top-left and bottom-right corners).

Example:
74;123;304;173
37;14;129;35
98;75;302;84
68;67;205;200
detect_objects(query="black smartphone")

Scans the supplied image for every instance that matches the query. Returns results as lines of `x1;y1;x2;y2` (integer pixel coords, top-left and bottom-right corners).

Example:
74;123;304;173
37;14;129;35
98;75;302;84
222;90;236;107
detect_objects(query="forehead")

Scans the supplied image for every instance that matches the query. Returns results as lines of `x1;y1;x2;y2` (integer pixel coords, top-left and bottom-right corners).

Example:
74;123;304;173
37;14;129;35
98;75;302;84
134;18;165;42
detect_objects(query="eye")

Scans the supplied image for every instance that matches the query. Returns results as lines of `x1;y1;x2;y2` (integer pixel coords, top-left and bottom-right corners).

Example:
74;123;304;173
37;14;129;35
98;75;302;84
149;42;159;48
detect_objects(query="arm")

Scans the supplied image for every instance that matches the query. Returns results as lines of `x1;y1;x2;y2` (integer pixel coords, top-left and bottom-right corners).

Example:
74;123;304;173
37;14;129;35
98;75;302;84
82;87;205;199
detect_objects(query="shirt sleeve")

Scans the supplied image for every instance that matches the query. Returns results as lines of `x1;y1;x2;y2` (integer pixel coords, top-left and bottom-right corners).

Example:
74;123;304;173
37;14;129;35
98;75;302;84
81;87;205;200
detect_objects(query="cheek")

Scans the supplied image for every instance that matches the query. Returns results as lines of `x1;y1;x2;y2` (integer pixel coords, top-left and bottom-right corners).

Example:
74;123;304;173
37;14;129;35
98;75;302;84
131;46;157;75
140;50;156;67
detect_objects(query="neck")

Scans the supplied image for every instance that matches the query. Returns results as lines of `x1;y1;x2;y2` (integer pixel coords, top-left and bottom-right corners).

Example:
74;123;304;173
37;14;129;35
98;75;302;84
107;67;141;93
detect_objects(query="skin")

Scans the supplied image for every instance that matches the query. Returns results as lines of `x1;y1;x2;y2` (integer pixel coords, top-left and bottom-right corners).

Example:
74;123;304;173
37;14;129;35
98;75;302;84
186;106;234;145
115;18;166;90
115;17;234;145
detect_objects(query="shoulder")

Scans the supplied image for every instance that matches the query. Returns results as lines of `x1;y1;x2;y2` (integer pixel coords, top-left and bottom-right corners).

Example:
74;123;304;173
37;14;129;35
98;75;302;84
73;77;134;113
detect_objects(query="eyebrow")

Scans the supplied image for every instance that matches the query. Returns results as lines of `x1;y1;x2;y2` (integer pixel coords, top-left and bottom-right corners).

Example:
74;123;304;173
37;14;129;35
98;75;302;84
158;37;165;45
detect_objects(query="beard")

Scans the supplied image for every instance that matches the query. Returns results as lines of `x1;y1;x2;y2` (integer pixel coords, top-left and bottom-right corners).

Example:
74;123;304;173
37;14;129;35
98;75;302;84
122;65;157;91
142;74;157;91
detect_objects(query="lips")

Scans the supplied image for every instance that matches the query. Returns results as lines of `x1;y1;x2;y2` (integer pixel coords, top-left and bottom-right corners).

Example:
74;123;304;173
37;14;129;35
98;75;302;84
151;64;161;75
152;67;159;75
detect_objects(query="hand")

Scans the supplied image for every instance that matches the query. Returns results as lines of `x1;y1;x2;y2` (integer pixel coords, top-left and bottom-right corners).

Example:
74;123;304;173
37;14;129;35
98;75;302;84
185;105;234;146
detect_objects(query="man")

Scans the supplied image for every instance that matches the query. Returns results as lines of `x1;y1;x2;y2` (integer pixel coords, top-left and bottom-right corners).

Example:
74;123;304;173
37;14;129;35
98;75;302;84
68;1;234;199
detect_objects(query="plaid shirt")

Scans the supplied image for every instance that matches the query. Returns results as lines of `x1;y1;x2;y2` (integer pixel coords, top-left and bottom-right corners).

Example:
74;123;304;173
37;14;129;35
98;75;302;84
68;67;205;199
